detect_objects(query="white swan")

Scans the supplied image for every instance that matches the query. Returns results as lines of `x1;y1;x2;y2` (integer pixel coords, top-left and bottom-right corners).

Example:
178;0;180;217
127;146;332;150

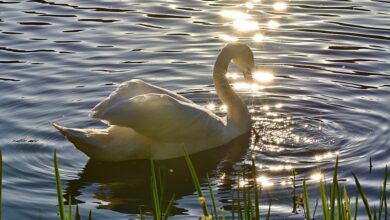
54;43;255;161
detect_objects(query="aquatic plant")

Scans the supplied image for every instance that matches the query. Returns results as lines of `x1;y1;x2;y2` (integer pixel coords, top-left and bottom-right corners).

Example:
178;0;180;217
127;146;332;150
177;153;388;220
54;150;92;220
149;158;175;220
0;150;385;219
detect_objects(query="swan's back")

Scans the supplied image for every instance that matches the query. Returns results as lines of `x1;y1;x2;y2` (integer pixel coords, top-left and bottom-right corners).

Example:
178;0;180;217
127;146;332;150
93;93;228;142
91;79;191;117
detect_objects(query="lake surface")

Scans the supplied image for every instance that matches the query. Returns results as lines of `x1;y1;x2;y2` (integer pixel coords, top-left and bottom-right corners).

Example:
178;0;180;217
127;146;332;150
1;0;389;219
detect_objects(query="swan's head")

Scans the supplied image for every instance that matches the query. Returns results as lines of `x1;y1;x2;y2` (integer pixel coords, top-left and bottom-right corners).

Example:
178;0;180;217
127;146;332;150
224;43;254;81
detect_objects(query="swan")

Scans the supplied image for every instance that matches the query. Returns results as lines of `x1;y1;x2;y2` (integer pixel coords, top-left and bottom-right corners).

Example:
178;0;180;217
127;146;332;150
54;43;255;161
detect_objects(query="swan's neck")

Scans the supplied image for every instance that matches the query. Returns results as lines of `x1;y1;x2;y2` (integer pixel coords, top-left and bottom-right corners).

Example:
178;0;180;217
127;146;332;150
213;51;251;130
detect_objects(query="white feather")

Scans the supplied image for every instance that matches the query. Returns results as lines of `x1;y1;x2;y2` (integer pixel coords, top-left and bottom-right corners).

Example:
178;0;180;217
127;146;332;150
54;43;254;161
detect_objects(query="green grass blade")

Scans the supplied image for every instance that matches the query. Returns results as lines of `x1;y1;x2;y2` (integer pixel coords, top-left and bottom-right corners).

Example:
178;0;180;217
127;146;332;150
344;186;351;220
231;193;235;220
74;205;80;220
88;210;92;220
182;148;209;217
330;156;339;220
158;168;165;215
384;191;387;220
206;173;219;220
150;159;161;220
338;187;345;220
68;196;72;220
266;200;272;220
242;186;248;220
247;190;253;220
140;207;144;220
237;183;243;220
162;194;175;220
312;198;319;220
354;196;358;220
292;169;298;214
251;158;260;220
379;165;388;220
303;179;310;220
54;150;66;220
320;179;330;220
222;208;226;220
353;173;372;220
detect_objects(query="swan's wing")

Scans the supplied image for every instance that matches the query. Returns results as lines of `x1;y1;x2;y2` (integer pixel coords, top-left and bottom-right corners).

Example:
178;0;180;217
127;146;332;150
91;93;226;141
91;79;192;117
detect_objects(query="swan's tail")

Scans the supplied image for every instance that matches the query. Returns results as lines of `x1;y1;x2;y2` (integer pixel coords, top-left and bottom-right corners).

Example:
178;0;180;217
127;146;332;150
53;123;104;158
53;123;149;161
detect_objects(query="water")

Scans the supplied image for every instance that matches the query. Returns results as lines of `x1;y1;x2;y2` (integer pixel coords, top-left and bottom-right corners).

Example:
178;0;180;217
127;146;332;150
0;0;389;219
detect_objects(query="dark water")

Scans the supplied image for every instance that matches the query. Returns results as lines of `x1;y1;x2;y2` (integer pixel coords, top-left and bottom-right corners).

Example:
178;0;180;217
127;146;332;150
1;0;389;219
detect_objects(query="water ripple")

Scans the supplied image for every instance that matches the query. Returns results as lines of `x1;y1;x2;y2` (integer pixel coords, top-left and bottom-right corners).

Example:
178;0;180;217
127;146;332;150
0;0;389;219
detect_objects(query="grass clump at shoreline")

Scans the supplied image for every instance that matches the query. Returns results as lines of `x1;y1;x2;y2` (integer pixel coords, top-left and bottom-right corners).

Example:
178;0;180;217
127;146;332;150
175;153;388;220
0;150;387;219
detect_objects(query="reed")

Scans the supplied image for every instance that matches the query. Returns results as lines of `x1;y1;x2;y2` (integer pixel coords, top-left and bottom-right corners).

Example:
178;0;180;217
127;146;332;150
54;150;66;220
183;149;210;218
176;153;388;220
206;173;219;220
54;150;92;220
150;158;175;220
1;150;387;219
303;178;310;220
353;173;373;219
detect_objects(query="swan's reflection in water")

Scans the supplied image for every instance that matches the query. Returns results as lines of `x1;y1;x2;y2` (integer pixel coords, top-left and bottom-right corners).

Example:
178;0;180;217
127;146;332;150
64;132;251;215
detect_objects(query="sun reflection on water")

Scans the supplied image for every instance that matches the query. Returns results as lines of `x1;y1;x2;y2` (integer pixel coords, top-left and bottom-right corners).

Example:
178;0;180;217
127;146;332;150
267;20;280;29
253;71;274;83
233;20;259;32
239;179;249;188
275;103;283;109
232;82;263;92
219;34;238;42
253;33;264;42
214;0;342;195
225;72;240;79
219;10;250;20
273;2;288;11
314;151;340;162
245;2;254;9
270;165;285;171
310;172;324;182
256;176;274;187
